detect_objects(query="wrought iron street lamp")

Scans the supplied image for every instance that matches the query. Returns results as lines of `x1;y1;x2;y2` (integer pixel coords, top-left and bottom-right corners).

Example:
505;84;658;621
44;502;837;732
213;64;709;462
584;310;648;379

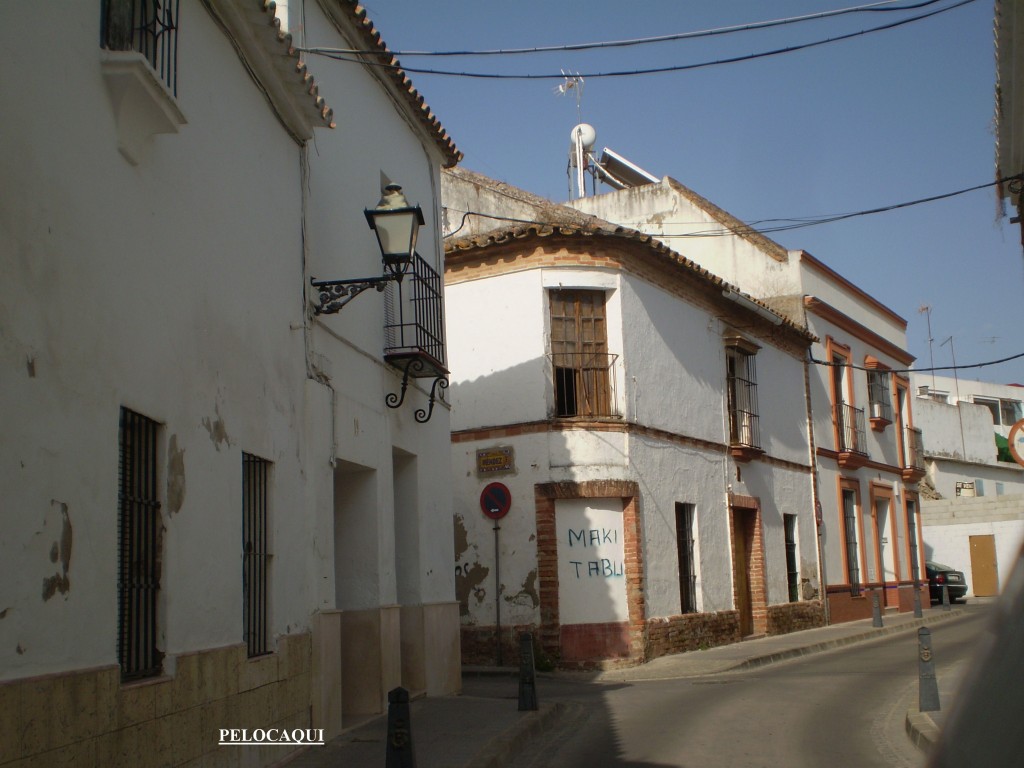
311;184;425;314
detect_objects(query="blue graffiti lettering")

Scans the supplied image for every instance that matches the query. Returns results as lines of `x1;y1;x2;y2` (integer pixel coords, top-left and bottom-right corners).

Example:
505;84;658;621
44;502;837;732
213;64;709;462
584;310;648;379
568;529;585;547
570;561;583;578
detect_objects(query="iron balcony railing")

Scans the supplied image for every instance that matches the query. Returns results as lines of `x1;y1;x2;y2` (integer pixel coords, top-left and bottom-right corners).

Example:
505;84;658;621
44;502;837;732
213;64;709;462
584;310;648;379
102;0;180;96
836;402;867;455
384;253;447;376
727;373;761;450
904;426;925;472
547;351;619;418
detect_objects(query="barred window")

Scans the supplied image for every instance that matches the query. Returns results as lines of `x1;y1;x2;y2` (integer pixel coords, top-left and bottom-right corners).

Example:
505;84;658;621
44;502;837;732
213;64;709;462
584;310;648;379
784;514;799;603
549;290;615;418
675;503;697;614
867;370;892;423
726;343;760;450
842;487;862;597
243;453;271;657
118;407;163;680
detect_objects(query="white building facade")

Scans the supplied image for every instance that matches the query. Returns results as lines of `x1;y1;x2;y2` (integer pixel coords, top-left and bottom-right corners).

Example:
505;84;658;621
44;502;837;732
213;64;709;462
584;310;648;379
0;2;460;765
444;171;822;667
570;177;928;624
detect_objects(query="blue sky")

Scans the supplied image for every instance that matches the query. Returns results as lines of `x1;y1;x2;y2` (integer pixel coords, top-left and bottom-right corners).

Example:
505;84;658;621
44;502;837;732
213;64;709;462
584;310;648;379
353;0;1023;385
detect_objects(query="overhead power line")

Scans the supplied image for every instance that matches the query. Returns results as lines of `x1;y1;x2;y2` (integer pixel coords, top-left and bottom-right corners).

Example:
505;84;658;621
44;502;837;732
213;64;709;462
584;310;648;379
304;0;976;79
305;0;945;58
445;175;1022;239
670;175;1023;237
808;350;1024;375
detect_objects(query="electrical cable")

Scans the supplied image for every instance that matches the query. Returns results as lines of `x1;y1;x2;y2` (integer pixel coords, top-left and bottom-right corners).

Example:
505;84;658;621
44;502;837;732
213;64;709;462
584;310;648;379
303;0;944;58
444;174;1023;239
305;0;976;79
662;175;1024;237
808;350;1024;375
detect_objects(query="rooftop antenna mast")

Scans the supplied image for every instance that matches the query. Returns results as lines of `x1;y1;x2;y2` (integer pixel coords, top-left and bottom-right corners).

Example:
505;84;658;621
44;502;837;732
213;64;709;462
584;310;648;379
918;304;935;391
556;72;593;200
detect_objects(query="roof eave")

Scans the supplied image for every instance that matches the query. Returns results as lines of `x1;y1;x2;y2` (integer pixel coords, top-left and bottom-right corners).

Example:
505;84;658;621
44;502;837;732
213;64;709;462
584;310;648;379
318;1;462;167
206;0;335;143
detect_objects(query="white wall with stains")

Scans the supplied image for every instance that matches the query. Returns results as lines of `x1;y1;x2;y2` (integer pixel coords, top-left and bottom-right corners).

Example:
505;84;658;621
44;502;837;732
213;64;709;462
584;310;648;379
446;253;817;633
0;0;457;689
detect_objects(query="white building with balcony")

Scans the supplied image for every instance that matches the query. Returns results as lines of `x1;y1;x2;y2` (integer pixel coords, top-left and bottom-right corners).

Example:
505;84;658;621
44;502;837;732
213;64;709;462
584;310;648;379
0;2;460;765
569;176;928;625
443;169;822;667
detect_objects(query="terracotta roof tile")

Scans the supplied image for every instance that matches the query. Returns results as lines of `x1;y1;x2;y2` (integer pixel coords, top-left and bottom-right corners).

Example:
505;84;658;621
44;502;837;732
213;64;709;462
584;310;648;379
446;221;810;337
340;2;462;167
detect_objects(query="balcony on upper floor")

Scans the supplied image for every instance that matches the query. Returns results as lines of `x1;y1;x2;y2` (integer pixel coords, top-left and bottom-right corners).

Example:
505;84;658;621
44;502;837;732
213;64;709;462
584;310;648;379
547;351;620;419
902;425;926;483
836;402;868;469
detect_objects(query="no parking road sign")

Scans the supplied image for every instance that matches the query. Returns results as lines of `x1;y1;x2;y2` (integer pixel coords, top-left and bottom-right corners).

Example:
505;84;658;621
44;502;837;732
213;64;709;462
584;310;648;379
480;482;511;520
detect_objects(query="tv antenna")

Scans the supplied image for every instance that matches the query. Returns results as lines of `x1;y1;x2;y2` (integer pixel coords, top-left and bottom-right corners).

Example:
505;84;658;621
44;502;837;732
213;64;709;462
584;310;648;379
918;305;935;391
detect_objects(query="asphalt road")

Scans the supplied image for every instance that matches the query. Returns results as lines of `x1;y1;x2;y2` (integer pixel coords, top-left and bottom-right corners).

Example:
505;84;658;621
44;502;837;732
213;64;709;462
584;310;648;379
489;606;990;768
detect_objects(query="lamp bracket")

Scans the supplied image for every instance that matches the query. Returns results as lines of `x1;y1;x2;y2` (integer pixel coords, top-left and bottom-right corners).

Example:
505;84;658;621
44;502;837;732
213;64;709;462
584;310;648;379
310;274;395;315
385;356;448;423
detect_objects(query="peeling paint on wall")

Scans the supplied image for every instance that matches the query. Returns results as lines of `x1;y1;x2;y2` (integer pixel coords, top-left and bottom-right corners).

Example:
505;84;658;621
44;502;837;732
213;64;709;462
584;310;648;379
454;514;470;561
455;562;490;617
167;435;186;514
504;569;539;609
201;404;230;451
42;501;72;601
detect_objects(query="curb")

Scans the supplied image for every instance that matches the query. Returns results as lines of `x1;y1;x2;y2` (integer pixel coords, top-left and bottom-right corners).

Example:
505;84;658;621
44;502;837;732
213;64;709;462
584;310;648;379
906;709;940;754
732;608;967;673
469;701;575;768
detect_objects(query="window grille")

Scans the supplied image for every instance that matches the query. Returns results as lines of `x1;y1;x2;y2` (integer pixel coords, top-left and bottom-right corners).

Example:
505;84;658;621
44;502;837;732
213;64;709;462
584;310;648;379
867;370;892;422
384;253;447;373
549;290;616;417
726;347;760;449
784;514;799;603
675;503;697;613
118;407;163;680
101;0;180;96
842;488;861;596
836;402;867;456
903;426;924;472
243;453;271;658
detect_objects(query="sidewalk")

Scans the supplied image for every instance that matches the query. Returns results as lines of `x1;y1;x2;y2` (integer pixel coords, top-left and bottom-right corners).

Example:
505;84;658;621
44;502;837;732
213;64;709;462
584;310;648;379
279;604;967;768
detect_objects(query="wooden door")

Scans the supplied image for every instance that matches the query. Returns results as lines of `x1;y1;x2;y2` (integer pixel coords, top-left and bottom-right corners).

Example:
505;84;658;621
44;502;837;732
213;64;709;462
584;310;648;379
732;509;754;636
969;535;999;596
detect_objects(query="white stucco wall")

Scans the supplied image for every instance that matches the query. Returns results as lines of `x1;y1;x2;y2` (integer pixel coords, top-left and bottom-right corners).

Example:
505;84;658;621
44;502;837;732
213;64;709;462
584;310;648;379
0;1;311;678
0;0;456;683
921;496;1024;594
913;374;1024;438
446;254;817;629
568;179;804;302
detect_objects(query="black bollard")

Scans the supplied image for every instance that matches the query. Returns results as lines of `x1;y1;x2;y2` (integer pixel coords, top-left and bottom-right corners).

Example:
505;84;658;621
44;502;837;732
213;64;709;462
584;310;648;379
386;687;417;768
518;631;538;711
942;583;951;611
913;583;923;618
917;627;940;712
871;591;884;627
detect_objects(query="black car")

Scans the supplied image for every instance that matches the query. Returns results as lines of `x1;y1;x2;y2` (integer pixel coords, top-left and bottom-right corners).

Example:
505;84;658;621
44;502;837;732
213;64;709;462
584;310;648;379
925;561;969;603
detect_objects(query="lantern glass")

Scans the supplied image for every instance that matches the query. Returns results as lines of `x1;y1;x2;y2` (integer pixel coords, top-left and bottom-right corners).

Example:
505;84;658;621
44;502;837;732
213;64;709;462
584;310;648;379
372;207;420;263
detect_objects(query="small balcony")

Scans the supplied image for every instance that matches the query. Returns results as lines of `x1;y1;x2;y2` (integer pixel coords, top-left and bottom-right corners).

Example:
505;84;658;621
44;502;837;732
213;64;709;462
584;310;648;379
836;402;868;469
728;384;762;463
547;351;619;418
902;426;926;482
384;254;447;379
